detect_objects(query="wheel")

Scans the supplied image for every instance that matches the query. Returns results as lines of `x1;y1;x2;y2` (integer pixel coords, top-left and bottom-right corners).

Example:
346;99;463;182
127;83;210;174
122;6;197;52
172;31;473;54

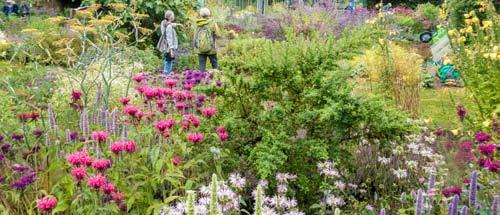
420;31;433;43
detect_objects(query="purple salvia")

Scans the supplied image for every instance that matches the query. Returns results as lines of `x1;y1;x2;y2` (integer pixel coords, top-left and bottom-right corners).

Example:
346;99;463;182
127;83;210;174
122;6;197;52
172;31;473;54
415;189;424;215
100;107;108;131
427;174;436;194
492;195;499;215
461;206;468;215
65;129;71;143
110;108;119;135
44;134;51;146
122;123;128;140
80;110;89;138
449;195;459;215
469;171;478;209
379;208;386;215
411;191;417;199
47;104;57;135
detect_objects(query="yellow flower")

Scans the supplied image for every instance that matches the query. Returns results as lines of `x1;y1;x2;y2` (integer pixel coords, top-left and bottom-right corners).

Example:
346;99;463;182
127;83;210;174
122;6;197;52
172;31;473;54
448;30;457;36
489;53;497;60
457;36;466;44
465;19;472;25
472;17;479;23
109;3;127;11
76;10;93;18
89;19;113;27
465;26;473;33
378;12;384;18
21;28;39;33
451;129;460;136
482;20;493;28
46;16;65;24
493;46;499;52
482;120;491;127
378;38;385;45
424;119;431;124
483;53;490;58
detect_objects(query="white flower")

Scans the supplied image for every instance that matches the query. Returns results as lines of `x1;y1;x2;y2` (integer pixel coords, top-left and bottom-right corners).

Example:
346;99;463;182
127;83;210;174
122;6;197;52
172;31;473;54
334;181;346;190
229;172;246;190
377;156;391;164
392;168;408;179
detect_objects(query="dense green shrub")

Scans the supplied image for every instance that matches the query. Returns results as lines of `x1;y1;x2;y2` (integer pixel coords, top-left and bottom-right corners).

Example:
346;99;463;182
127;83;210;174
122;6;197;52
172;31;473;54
215;31;415;212
416;2;440;22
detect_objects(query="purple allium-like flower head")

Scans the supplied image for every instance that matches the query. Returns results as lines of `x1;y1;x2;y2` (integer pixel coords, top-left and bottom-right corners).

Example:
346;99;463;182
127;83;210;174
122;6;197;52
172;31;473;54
32;129;44;137
456;105;467;121
2;143;11;153
11;133;24;141
475;132;492;143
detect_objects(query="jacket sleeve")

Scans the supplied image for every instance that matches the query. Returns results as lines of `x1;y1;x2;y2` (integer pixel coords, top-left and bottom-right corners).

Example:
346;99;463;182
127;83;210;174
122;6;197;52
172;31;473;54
165;24;174;50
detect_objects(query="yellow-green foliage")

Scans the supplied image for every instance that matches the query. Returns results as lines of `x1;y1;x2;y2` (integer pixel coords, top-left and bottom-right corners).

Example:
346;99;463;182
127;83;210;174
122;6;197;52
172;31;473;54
355;41;423;117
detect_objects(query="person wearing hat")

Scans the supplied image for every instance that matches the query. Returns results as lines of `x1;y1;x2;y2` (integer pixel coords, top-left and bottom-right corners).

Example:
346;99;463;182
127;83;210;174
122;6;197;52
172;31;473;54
3;0;19;16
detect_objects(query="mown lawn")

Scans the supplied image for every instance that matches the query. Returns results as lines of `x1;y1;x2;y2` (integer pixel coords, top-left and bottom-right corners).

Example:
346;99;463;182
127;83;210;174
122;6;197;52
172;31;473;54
420;87;476;128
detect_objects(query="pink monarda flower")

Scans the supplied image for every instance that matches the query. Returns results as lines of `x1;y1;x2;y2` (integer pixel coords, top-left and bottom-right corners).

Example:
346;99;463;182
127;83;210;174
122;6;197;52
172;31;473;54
475;132;492;143
132;73;146;83
123;141;137;153
184;91;194;100
163;88;174;97
478;144;496;157
66;150;93;166
164;79;178;88
87;175;107;189
112;192;124;202
110;141;124;154
120;97;131;106
201;107;217;118
123;105;139;116
92;159;112;172
90;131;109;143
72;91;82;101
71;167;87;181
187;132;204;144
103;182;116;194
155;120;170;132
485;159;500;172
37;196;57;213
183;84;193;91
173;91;185;100
180;120;190;129
185;114;201;127
171;156;182;166
134;111;146;120
175;102;187;111
218;130;229;142
144;87;160;100
442;186;462;197
433;129;445;136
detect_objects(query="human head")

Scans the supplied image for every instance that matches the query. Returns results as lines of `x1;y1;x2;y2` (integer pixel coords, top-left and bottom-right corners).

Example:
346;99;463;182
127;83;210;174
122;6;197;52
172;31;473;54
164;10;175;21
199;8;211;18
6;0;15;5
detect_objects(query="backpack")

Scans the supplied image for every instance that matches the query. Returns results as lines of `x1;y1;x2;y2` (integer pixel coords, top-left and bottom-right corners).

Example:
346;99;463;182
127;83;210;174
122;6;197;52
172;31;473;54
195;25;213;54
156;21;171;54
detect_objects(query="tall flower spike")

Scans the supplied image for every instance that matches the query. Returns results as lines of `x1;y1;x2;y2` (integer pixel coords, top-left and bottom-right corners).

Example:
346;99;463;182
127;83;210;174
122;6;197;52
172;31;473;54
45;134;51;146
415;189;424;215
122;124;128;140
100;108;108;131
186;191;196;215
378;208;386;215
461;206;468;215
47;104;57;135
428;174;436;195
449;195;459;215
209;174;218;215
111;108;119;135
491;195;499;215
254;185;263;215
65;129;71;143
469;171;478;209
80;110;89;138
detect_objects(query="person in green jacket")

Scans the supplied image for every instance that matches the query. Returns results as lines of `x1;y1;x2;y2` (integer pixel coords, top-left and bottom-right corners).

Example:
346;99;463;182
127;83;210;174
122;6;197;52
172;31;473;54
195;8;221;72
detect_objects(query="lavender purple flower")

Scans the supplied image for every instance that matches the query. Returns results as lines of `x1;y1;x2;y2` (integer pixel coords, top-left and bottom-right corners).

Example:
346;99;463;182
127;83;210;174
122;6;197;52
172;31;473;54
11;133;24;141
415;189;424;215
1;143;10;152
10;171;36;190
491;195;499;215
13;165;30;173
380;208;386;215
80;110;89;138
461;206;468;215
32;129;44;137
469;171;478;209
47;104;57;134
449;195;459;215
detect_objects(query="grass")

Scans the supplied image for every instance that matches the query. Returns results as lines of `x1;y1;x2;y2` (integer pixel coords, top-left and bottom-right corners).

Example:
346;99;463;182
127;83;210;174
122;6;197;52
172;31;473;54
420;87;476;128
